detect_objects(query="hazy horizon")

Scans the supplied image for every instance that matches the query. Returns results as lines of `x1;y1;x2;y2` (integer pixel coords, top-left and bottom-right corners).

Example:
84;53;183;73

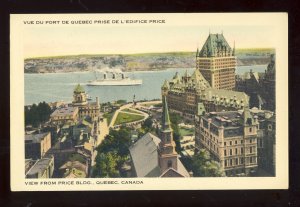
24;25;276;59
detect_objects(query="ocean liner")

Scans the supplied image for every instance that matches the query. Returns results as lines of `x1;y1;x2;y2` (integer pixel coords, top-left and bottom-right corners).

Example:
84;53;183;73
87;69;142;86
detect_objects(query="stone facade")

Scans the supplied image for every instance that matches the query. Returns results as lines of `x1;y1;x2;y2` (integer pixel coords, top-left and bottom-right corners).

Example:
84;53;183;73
72;84;100;120
162;70;249;121
195;109;259;176
235;54;276;111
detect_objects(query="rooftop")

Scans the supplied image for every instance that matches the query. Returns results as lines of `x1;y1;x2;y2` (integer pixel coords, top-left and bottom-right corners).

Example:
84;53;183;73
197;33;234;57
25;132;50;143
129;132;161;177
26;157;53;177
74;84;85;93
203;88;249;107
50;106;78;117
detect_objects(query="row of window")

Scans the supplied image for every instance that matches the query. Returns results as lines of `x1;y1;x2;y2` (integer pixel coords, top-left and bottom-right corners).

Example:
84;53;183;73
224;146;256;156
224;156;256;167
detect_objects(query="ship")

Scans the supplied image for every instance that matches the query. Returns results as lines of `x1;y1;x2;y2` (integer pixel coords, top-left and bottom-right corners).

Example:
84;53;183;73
87;68;142;86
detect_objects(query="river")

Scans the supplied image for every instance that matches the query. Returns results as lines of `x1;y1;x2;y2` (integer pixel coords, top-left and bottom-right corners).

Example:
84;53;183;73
25;65;267;105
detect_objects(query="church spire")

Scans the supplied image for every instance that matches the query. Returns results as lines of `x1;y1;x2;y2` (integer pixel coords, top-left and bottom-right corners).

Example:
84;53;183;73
162;96;172;131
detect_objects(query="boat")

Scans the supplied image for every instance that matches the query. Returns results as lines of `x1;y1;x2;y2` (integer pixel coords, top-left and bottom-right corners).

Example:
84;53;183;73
87;69;142;86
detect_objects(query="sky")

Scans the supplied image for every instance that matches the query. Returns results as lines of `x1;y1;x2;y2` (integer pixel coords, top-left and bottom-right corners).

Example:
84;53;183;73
23;25;276;58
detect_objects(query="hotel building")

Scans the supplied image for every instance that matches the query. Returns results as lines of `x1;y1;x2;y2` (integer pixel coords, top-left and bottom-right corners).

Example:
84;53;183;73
196;33;236;90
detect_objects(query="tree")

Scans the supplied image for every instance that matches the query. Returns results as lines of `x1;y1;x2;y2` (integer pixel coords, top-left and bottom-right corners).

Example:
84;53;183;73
93;126;132;178
25;102;52;127
93;152;120;178
191;149;225;177
169;112;182;153
141;117;153;132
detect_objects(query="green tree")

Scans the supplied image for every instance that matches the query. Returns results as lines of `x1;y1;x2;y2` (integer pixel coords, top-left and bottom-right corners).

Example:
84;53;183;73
25;102;52;127
93;126;132;178
169;112;182;153
93;152;120;178
141;117;153;133
191;149;225;177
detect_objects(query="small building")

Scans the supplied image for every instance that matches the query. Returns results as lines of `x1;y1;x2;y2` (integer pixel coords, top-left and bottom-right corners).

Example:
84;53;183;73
50;106;79;126
26;156;54;178
195;108;259;176
72;84;100;120
25;132;51;159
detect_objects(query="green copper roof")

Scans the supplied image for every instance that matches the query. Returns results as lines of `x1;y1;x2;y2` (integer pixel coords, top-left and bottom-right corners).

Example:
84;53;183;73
74;84;85;93
162;80;170;89
198;33;234;57
162;96;172;131
190;69;211;89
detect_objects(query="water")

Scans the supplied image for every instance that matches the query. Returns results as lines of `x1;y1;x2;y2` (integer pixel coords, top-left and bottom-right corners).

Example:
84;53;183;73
25;65;267;105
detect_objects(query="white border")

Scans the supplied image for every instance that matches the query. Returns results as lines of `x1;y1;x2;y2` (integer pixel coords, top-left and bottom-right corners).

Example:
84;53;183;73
10;13;288;191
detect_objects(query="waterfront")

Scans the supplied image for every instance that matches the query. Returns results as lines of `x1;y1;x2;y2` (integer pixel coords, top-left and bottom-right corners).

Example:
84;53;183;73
25;65;267;105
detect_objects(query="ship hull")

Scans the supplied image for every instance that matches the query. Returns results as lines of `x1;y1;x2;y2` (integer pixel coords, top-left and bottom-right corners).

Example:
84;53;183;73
87;79;142;86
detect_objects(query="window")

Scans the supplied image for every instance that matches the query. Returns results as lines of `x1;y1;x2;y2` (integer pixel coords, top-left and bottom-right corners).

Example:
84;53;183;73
241;148;244;154
250;147;253;153
235;140;237;145
230;149;232;155
235;158;239;165
250;139;252;144
241;140;244;144
249;127;252;133
224;142;226;146
240;157;244;164
230;141;232;145
230;159;233;166
224;150;227;156
225;160;227;167
235;148;238;155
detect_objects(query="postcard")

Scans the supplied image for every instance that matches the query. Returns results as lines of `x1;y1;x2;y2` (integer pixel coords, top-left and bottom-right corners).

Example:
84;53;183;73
10;13;288;191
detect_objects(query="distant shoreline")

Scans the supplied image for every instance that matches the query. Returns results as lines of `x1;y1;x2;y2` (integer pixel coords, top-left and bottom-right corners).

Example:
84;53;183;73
24;49;274;74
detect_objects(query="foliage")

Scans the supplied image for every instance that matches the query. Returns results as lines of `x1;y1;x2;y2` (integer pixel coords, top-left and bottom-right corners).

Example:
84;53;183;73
92;152;120;178
169;113;183;153
25;102;52;127
92;127;132;177
141;117;154;132
191;149;225;177
116;100;127;105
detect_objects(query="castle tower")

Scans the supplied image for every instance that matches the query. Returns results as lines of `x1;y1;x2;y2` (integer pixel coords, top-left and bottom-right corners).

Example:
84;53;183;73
196;33;237;90
158;96;178;173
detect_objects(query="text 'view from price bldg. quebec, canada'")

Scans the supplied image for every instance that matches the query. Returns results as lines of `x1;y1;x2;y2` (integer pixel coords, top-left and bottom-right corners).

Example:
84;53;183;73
22;16;279;180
